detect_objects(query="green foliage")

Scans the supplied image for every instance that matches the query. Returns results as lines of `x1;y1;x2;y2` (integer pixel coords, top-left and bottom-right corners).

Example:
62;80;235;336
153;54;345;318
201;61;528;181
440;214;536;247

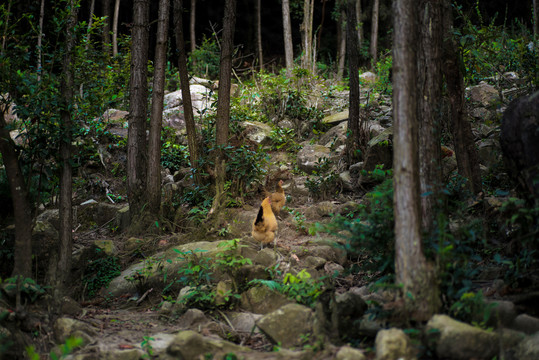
214;239;253;278
125;255;166;294
454;3;538;87
318;167;394;276
1;277;47;303
450;291;494;328
141;336;155;359
373;53;393;95
251;269;325;308
173;249;215;307
189;35;220;79
305;157;341;200
82;251;121;299
26;336;83;360
161;127;190;173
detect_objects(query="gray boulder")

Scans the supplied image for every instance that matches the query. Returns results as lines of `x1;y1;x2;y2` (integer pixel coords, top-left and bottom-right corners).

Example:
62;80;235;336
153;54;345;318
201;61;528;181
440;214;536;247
375;328;415;360
256;303;314;349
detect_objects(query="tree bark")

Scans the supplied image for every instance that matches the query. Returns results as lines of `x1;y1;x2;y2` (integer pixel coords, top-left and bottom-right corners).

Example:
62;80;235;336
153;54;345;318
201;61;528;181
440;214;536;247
370;0;380;68
1;0;12;53
102;0;111;54
190;0;196;53
174;0;201;184
418;0;444;232
282;0;294;73
85;0;95;51
210;0;237;215
147;0;169;214
356;0;363;49
336;9;346;81
112;0;120;57
300;0;315;71
56;0;78;295
256;0;263;70
127;0;150;219
37;0;45;82
442;0;482;194
0;108;33;280
346;0;360;164
393;0;440;322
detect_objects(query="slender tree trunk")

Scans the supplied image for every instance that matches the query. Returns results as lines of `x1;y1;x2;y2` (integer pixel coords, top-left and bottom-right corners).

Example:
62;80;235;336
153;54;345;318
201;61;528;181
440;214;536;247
418;0;444;232
442;0;482;194
56;0;78;296
534;0;539;40
112;0;120;57
1;0;12;53
370;0;379;68
336;9;346;81
102;0;111;54
346;0;360;164
174;0;201;184
37;0;45;82
190;0;196;53
85;0;95;50
147;0;169;214
316;0;327;62
210;0;237;215
393;0;440;322
128;0;150;220
300;0;315;70
282;0;294;73
356;0;363;49
256;0;263;70
0;108;33;280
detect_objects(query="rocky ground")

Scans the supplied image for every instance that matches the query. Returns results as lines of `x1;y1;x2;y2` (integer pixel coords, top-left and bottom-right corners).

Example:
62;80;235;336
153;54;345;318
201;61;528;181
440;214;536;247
2;73;539;359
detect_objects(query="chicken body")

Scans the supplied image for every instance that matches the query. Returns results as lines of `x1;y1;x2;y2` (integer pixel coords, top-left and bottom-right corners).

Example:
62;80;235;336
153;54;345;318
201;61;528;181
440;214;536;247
252;197;278;249
268;180;286;217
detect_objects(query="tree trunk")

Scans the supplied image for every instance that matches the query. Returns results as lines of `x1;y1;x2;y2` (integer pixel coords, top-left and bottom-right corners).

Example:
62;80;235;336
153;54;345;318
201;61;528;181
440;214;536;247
37;0;45;82
282;0;294;73
147;0;169;214
256;0;263;70
102;0;111;54
56;0;78;296
392;0;440;322
356;0;363;49
190;0;196;53
336;9;346;81
300;0;314;71
127;0;150;219
85;0;95;51
346;0;360;164
210;0;237;215
442;0;482;194
370;0;379;68
112;0;120;57
418;0;443;233
174;0;201;184
0;108;33;280
1;0;12;53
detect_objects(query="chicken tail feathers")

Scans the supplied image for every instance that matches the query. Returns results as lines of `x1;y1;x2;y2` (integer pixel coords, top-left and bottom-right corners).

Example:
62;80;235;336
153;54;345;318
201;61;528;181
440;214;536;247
254;204;264;226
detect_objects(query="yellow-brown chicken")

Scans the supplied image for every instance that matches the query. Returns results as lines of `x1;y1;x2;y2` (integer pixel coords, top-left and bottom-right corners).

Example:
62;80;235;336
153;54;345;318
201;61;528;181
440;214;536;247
252;197;278;249
266;180;286;217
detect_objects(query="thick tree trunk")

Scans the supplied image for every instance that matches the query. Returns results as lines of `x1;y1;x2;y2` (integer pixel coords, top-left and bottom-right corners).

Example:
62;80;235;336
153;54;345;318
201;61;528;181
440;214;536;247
370;0;380;68
112;0;120;57
210;0;237;214
418;0;444;232
174;0;201;184
282;0;294;73
56;0;78;296
256;0;263;70
346;0;360;164
147;0;169;214
0;109;33;280
393;0;440;322
127;0;150;219
442;0;482;194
